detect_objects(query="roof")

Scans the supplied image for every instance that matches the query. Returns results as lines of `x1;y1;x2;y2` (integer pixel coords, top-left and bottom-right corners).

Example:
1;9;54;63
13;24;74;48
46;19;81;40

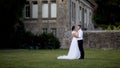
86;0;97;9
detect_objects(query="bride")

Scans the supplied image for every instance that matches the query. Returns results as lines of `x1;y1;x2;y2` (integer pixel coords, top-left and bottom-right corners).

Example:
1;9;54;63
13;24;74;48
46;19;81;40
57;25;80;60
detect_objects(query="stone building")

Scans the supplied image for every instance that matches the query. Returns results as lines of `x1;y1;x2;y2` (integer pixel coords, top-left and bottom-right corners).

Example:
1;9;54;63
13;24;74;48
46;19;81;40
23;0;97;48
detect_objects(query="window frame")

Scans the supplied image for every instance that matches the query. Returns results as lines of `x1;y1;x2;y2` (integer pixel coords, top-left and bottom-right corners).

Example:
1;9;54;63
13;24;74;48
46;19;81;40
24;1;30;19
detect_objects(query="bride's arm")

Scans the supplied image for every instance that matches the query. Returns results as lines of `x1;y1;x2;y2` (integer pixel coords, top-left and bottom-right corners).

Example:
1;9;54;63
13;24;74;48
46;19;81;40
72;32;79;38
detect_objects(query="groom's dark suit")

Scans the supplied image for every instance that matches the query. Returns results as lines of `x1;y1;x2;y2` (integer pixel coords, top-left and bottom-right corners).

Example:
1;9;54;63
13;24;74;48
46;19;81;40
77;29;84;59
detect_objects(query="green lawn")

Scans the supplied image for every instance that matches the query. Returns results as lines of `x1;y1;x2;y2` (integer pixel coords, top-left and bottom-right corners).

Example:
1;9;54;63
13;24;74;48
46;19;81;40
0;49;120;68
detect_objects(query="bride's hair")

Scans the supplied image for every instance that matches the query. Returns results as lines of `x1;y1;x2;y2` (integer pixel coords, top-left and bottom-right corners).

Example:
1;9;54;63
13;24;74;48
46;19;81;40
72;26;75;31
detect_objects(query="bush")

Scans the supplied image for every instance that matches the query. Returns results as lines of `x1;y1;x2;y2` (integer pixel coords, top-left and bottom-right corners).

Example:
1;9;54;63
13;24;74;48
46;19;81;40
15;31;34;49
16;31;60;49
105;25;112;30
39;33;60;49
105;25;120;30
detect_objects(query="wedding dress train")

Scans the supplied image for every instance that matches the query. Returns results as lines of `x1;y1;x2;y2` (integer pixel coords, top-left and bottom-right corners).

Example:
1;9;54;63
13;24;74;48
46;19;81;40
57;31;80;60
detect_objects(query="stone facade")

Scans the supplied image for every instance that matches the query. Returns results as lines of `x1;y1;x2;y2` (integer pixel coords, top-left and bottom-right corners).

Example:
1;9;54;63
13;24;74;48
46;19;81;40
84;30;120;49
23;0;97;48
62;30;120;49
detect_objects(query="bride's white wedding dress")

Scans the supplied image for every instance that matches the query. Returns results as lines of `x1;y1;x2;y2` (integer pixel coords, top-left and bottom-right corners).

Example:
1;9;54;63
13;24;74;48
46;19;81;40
57;31;80;60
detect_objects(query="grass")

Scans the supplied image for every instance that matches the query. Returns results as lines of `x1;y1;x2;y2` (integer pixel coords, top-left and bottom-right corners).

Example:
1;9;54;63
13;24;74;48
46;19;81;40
0;49;120;68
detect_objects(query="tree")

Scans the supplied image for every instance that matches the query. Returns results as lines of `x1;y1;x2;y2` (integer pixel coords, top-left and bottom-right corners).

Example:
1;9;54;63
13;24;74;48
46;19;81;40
0;0;26;49
94;0;120;26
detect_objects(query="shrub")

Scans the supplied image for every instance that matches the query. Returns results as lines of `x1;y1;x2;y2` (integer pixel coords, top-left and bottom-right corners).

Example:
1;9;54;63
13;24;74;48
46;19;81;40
14;31;34;49
104;25;120;30
105;25;112;30
39;33;60;49
16;31;60;49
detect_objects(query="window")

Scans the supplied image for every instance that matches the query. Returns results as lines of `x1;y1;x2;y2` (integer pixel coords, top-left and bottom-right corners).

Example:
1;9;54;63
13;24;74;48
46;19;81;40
80;6;82;10
42;1;48;18
89;12;92;23
51;0;57;18
25;1;30;18
84;9;87;28
51;28;56;36
72;2;76;21
42;0;57;19
79;6;82;22
32;1;38;18
81;8;84;29
42;28;48;33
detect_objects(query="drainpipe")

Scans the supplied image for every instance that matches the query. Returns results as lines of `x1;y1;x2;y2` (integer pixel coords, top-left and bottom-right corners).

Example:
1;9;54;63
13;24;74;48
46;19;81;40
76;0;79;25
69;0;72;30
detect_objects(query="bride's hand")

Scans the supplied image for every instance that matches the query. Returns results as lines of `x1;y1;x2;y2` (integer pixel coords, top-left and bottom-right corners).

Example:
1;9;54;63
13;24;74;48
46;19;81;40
73;33;79;38
75;33;78;36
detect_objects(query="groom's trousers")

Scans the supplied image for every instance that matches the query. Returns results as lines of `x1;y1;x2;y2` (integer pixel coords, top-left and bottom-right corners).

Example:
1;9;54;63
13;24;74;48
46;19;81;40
78;40;84;59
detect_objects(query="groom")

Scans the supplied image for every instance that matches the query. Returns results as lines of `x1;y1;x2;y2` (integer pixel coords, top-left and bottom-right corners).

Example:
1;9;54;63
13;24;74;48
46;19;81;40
75;25;84;59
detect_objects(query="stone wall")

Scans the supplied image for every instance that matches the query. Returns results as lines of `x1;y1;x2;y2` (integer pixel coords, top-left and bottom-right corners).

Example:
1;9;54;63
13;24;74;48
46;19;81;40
61;30;120;49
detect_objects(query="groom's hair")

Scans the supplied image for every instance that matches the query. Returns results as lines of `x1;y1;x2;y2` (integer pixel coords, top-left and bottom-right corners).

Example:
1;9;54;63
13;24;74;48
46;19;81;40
78;25;81;28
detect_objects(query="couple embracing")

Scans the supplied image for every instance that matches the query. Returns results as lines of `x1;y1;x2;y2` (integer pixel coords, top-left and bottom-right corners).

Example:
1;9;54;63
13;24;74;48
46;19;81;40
57;25;84;60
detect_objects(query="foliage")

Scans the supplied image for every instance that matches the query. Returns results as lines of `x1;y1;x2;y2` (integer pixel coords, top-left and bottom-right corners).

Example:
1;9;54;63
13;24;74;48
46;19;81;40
94;0;120;26
15;31;61;49
106;25;112;30
104;25;120;30
39;33;60;49
0;0;26;49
